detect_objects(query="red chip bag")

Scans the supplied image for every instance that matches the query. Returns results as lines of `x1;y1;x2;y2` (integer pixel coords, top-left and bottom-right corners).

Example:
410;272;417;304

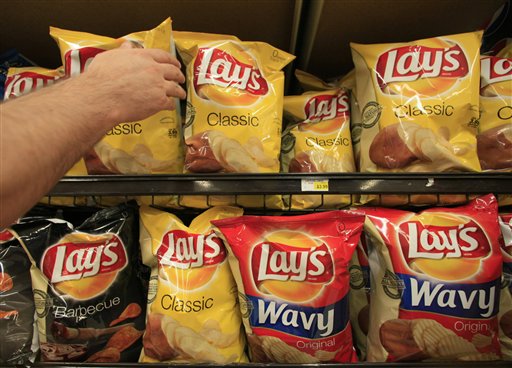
363;194;503;362
212;210;365;363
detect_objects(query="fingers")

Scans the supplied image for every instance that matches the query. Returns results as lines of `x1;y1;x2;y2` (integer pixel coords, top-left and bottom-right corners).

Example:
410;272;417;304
165;81;186;100
144;48;182;69
161;64;186;84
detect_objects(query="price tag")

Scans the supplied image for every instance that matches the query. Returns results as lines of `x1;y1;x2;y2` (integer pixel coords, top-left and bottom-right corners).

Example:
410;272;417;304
301;179;329;192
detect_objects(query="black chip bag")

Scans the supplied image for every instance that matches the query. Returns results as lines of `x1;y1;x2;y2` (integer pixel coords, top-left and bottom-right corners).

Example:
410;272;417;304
11;203;147;362
0;229;38;364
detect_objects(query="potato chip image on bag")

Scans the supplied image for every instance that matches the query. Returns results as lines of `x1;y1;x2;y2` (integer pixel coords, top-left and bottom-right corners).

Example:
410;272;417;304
139;205;247;363
50;18;184;175
499;213;512;359
363;194;503;362
11;203;148;363
351;31;483;173
212;210;365;363
477;55;512;171
282;88;355;209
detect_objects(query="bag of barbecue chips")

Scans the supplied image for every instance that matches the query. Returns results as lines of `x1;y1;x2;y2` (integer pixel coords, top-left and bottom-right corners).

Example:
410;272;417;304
12;203;148;363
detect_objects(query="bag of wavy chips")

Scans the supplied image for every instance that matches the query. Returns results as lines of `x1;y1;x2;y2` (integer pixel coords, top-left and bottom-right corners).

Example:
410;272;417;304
12;203;148;363
351;31;482;173
0;230;38;364
282;88;354;209
363;194;503;362
499;213;512;359
50;18;183;175
213;210;365;363
139;206;247;363
477;55;512;171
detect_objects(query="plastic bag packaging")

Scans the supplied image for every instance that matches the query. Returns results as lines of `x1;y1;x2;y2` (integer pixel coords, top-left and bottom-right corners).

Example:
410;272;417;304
11;203;148;363
50;18;184;175
0;230;38;365
363;194;502;362
351;31;483;174
499;213;512;360
281;87;355;209
213;210;365;363
139;206;247;363
477;55;512;171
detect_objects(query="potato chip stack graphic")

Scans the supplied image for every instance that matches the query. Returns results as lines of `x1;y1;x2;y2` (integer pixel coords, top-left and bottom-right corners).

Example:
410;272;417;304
213;210;365;363
363;194;503;362
351;31;482;173
139;206;247;363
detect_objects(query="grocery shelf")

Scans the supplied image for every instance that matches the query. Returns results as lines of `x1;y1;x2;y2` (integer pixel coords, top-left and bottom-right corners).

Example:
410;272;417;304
48;173;512;197
26;361;512;367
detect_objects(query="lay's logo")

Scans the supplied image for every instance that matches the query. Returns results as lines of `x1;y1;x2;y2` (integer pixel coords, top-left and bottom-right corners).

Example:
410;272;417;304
194;47;268;96
480;56;512;89
65;47;105;77
399;220;490;261
41;234;127;284
251;242;333;286
4;71;59;99
157;230;226;269
304;92;350;123
376;43;468;90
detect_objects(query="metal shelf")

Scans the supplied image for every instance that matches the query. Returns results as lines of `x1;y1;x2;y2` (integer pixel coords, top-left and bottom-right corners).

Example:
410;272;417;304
48;173;512;197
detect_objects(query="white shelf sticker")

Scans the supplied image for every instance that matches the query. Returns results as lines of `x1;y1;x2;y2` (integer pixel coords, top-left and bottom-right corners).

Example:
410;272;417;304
301;179;329;192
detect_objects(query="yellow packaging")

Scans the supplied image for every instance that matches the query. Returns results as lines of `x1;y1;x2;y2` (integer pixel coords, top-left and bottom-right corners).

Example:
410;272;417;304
139;205;247;363
497;40;512;58
282;88;355;209
477;55;512;171
175;31;295;173
50;18;184;175
351;31;483;173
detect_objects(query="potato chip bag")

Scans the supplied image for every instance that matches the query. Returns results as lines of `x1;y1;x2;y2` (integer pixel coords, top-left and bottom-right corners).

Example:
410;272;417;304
174;31;294;174
139;206;247;363
351;31;483;173
499;213;512;359
175;31;293;209
348;237;370;361
50;18;184;175
497;40;512;58
213;210;365;363
363;194;503;362
281;88;354;209
477;55;512;171
11;203;148;363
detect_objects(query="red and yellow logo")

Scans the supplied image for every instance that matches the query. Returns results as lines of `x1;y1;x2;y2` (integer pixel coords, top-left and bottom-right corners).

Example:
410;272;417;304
398;214;490;281
250;230;334;303
41;232;127;300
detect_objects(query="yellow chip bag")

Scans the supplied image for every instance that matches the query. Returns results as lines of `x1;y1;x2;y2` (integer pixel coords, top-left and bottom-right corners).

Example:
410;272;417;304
174;31;295;173
139;205;247;363
477;55;512;171
282;88;355;209
351;31;483;173
50;18;184;175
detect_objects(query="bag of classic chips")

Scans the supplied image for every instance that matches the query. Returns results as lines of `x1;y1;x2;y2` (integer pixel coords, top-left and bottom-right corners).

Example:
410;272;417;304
50;18;184;175
477;55;512;171
499;213;512;359
363;194;503;362
281;88;355;209
0;230;38;364
139;206;247;363
213;210;365;363
12;203;148;363
351;31;483;173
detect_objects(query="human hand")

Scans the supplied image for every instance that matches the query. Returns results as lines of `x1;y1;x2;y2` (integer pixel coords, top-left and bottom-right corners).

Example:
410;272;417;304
82;41;186;124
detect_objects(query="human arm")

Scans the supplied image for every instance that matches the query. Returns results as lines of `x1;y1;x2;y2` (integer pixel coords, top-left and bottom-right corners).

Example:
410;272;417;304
0;44;186;228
